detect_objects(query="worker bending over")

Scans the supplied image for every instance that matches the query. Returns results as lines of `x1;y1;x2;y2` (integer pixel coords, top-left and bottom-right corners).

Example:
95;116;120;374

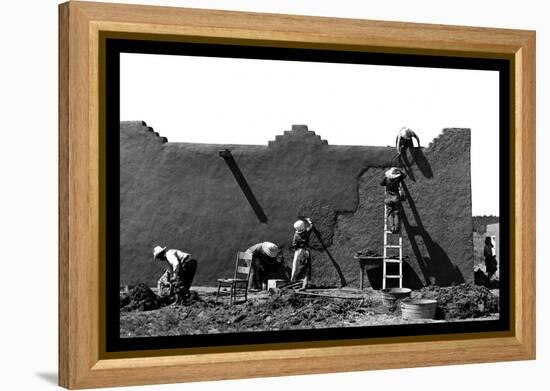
291;217;314;290
246;242;284;291
152;245;197;305
395;126;420;156
381;167;407;234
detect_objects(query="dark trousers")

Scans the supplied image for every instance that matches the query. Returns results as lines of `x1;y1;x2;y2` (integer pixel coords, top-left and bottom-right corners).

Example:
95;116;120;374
485;256;497;279
384;195;402;233
398;138;414;155
249;256;282;289
174;259;197;302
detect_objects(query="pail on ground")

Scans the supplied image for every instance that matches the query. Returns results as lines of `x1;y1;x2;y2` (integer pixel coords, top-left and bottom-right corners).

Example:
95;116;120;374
267;279;287;290
381;288;412;306
401;299;437;319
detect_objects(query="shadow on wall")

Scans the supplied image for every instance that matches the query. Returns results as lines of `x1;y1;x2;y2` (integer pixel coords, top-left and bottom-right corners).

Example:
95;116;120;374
400;181;465;286
364;147;448;289
366;260;424;290
411;148;433;179
397;147;434;182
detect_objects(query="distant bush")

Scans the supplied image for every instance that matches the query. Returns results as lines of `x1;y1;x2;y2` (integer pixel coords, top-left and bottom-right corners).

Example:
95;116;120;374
472;215;499;234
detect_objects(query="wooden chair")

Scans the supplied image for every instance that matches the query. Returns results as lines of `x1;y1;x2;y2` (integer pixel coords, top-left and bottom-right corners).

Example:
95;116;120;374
216;251;252;304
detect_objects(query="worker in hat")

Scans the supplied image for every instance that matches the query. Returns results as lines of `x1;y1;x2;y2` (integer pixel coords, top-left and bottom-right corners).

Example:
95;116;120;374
381;167;407;233
245;242;283;291
395;126;420;156
152;245;197;305
291;217;314;290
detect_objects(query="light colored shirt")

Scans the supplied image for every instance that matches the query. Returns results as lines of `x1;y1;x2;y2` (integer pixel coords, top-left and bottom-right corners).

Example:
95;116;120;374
398;127;416;139
165;249;191;273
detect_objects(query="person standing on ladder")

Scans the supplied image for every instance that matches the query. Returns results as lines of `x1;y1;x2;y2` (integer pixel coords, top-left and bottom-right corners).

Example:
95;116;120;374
291;217;314;290
395;126;421;157
381;167;407;234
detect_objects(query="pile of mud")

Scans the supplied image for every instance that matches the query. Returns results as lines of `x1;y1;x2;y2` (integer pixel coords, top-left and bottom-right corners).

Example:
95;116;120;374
474;269;500;289
260;290;371;328
120;283;160;312
412;283;498;319
122;290;375;335
120;284;202;312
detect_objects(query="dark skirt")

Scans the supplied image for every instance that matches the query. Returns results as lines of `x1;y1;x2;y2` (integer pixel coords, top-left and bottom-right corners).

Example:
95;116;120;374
293;249;312;281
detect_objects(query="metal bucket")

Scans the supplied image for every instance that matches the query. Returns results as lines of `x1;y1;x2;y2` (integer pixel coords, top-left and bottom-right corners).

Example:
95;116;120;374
381;288;412;306
401;299;437;320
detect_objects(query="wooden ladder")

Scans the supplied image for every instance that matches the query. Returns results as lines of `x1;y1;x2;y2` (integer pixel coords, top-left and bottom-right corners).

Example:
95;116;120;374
383;197;403;289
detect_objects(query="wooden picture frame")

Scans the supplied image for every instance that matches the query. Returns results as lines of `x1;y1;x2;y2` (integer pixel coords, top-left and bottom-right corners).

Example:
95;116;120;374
59;1;536;389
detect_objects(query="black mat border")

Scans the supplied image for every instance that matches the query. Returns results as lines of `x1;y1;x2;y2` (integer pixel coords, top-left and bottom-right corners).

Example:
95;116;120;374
105;38;511;352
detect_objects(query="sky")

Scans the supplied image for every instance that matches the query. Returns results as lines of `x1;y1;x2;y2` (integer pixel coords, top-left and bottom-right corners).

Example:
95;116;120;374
120;53;500;216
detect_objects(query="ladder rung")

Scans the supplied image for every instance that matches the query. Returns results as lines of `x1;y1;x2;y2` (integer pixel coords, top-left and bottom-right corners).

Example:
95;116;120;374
384;245;402;248
384;275;402;279
384;259;402;263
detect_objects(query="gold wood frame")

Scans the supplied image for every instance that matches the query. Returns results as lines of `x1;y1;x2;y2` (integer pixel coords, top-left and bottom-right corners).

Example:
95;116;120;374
59;1;535;388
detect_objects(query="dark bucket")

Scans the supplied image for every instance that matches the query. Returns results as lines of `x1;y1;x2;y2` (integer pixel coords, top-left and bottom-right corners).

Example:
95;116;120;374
381;288;412;306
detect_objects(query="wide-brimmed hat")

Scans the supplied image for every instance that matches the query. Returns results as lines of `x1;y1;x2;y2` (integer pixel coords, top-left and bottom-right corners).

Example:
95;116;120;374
294;220;306;233
262;242;279;258
385;167;402;179
152;246;167;259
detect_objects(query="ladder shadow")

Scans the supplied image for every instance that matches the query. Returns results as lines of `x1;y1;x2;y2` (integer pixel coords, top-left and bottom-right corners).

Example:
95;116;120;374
400;182;465;286
366;260;423;290
396;147;434;182
396;150;416;182
410;147;434;179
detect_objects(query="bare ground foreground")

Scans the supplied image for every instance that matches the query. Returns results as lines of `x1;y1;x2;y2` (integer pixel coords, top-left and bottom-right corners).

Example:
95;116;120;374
120;284;499;338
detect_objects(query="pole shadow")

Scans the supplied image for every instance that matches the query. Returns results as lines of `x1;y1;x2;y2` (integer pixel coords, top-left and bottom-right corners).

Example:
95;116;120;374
219;149;268;223
400;182;464;286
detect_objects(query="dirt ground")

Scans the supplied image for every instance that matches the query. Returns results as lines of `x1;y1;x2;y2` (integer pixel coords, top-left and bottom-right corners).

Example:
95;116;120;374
120;284;499;338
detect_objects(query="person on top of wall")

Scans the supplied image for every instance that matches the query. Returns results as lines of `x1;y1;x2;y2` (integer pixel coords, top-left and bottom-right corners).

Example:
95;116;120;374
484;237;498;280
395;126;421;157
381;167;407;234
152;245;198;305
291;217;314;290
245;242;284;291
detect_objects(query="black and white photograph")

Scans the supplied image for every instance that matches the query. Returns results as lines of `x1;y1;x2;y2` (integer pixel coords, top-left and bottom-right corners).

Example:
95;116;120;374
114;45;507;343
2;0;546;389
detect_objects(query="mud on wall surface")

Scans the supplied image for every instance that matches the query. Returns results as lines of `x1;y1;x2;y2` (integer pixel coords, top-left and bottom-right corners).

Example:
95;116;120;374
119;122;473;288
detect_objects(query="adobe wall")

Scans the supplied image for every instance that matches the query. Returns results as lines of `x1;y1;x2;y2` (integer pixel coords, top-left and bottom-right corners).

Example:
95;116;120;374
119;121;473;288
